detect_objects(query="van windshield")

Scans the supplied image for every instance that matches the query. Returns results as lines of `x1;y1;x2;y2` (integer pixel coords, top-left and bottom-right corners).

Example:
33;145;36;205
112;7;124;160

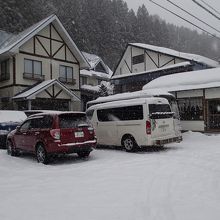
149;104;173;119
59;113;88;128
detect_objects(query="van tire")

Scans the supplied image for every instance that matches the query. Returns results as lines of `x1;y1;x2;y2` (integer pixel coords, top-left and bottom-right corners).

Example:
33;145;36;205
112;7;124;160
122;135;138;152
36;144;48;164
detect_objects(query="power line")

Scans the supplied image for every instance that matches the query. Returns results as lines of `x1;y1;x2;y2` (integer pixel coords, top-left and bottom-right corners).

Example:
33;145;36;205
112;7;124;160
166;0;220;34
192;0;220;20
148;0;220;40
200;0;220;16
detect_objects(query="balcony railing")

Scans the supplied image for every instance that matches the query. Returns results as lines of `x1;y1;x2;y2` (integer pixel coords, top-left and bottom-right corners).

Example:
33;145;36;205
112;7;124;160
58;77;76;85
23;72;45;81
0;74;10;81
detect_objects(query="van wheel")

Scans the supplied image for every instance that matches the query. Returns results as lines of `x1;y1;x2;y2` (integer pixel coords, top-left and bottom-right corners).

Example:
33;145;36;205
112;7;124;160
36;144;48;164
7;140;18;157
122;135;137;152
77;151;90;158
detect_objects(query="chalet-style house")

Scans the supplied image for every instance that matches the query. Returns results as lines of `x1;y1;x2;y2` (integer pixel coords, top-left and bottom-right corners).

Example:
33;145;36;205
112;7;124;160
143;67;220;132
0;14;90;111
80;52;112;110
111;43;219;94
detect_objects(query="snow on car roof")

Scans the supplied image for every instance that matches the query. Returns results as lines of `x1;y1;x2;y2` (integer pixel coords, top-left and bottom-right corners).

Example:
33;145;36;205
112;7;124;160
87;97;168;110
87;88;173;106
0;111;27;123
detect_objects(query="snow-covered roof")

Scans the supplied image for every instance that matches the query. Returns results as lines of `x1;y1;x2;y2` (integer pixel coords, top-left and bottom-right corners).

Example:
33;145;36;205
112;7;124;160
13;79;80;101
81;69;111;80
130;43;219;68
0;15;89;69
82;51;113;77
88;97;168;111
143;67;220;92
81;84;100;93
111;61;191;80
0;111;27;123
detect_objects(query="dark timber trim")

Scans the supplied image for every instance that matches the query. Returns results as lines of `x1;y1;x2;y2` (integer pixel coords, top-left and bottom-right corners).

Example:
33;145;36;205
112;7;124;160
54;89;63;98
52;44;65;57
131;46;133;72
49;24;52;57
36;36;50;57
19;51;78;64
36;34;63;43
145;51;159;68
124;60;132;73
45;89;53;98
13;56;16;85
160;58;175;68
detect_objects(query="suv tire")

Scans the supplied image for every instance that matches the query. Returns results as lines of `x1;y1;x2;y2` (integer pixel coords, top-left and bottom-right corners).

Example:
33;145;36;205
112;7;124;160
7;140;19;157
77;151;91;158
36;144;48;164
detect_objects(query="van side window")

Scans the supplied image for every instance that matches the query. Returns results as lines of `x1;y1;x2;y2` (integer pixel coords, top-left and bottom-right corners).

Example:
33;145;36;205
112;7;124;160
97;105;143;122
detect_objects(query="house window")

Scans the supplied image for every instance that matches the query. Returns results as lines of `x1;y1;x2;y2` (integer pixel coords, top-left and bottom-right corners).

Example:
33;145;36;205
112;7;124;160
59;65;75;84
132;54;144;65
0;59;10;81
24;59;43;80
178;97;203;120
81;76;87;86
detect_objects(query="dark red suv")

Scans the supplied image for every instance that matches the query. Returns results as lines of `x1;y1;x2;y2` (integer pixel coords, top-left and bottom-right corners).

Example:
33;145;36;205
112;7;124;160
7;112;96;164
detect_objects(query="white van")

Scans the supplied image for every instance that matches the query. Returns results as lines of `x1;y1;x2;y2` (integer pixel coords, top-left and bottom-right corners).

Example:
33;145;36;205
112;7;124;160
86;97;182;151
86;89;182;140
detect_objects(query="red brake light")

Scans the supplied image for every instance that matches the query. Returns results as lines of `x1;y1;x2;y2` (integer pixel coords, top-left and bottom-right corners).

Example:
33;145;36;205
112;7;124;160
146;120;151;135
50;129;60;140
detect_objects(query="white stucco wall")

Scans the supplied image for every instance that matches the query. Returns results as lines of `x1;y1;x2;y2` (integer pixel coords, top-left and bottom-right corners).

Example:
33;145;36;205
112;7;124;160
176;89;203;98
205;87;220;99
114;45;188;76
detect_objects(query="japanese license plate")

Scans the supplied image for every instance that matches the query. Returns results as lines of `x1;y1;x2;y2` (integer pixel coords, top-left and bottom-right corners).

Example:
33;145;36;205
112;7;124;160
74;131;84;138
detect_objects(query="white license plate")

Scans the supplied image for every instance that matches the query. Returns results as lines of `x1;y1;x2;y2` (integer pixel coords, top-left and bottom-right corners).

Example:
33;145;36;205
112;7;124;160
74;131;84;138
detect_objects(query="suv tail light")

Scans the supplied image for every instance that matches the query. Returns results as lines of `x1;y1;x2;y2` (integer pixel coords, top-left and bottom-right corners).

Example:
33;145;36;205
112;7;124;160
88;127;94;134
50;129;60;140
146;120;151;135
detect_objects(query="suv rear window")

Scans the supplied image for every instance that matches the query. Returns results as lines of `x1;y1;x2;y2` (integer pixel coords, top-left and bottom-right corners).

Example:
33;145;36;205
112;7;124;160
59;113;87;128
149;104;173;119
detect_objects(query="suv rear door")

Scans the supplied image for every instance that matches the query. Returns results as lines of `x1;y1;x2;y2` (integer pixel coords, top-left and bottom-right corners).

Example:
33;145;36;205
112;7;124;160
148;104;175;139
58;113;91;144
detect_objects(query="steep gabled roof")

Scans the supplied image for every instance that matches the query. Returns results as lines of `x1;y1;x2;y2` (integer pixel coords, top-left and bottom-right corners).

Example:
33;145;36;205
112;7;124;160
130;43;219;68
82;51;113;76
13;79;80;101
0;14;89;69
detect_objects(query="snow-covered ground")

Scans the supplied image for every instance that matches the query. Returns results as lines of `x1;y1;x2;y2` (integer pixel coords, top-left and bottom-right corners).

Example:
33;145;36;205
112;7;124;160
0;131;220;220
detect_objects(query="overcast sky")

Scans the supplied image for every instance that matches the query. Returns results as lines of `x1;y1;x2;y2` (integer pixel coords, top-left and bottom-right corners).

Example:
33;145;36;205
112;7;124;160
124;0;220;37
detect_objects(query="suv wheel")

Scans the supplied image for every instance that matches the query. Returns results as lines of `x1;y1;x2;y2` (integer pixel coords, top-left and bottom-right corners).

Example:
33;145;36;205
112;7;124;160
122;135;137;152
7;140;18;157
77;151;90;158
36;144;48;164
